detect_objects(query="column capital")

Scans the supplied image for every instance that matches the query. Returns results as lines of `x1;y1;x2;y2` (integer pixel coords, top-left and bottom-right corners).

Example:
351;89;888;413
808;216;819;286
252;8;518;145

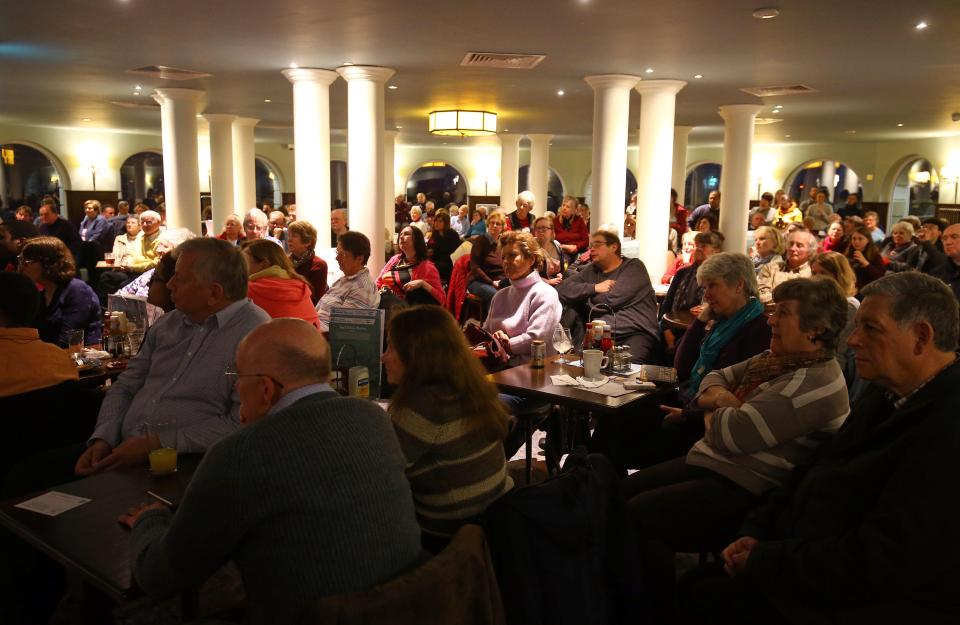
718;104;763;120
282;68;339;85
202;113;238;125
634;79;687;96
233;116;260;128
674;125;695;136
584;74;641;91
498;133;522;146
527;133;554;144
383;129;399;141
336;65;396;83
152;88;205;107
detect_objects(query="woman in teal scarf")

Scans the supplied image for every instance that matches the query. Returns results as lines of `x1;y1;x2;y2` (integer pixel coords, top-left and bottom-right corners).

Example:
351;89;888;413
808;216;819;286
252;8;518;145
590;253;771;473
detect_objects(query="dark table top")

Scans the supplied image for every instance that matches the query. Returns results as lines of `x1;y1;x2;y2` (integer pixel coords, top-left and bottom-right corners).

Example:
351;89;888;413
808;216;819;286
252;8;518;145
490;355;661;413
0;454;202;601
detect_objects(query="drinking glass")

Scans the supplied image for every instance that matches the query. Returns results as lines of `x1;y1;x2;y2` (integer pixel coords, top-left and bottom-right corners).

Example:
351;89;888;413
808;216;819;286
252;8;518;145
146;419;178;475
552;325;573;368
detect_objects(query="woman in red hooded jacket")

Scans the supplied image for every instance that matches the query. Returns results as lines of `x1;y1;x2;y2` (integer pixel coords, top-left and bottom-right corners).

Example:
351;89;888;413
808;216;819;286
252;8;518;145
241;239;319;328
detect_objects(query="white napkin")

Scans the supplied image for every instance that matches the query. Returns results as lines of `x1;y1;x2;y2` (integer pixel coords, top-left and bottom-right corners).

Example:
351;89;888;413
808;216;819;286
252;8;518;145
576;375;609;388
550;374;579;386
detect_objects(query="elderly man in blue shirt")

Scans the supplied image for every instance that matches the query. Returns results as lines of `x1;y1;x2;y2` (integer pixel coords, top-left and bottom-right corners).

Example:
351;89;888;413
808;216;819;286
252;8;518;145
75;237;270;474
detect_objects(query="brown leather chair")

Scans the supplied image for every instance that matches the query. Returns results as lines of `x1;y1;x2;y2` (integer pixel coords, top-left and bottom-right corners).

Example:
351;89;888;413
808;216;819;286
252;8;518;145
300;524;505;625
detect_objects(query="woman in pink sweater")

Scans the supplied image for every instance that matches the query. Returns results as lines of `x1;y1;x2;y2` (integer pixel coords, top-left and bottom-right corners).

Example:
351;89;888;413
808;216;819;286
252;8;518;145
483;231;562;364
242;240;319;328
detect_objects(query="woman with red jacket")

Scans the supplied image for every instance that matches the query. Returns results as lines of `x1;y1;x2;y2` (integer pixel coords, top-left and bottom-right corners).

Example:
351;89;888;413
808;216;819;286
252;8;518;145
554;196;588;258
242;239;319;327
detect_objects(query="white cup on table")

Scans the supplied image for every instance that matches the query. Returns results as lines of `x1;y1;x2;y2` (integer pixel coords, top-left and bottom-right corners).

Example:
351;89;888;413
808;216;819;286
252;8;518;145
582;349;608;380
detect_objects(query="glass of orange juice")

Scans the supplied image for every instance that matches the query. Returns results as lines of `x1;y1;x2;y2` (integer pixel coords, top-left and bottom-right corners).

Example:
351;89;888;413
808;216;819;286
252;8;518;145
146;419;178;475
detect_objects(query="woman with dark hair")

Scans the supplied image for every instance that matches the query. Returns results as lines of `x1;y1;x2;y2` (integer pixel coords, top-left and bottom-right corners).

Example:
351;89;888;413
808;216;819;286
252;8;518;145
376;225;444;305
845;223;886;293
18;236;101;347
426;208;462;283
242;239;319;327
286;220;328;304
466;211;506;307
382;305;513;551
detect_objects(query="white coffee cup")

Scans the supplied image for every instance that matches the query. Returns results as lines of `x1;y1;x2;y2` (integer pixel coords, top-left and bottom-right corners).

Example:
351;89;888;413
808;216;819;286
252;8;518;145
582;349;609;380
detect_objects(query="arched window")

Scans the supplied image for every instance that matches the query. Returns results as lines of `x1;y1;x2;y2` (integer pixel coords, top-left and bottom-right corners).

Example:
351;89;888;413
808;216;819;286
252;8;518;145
405;162;468;207
582;169;637;211
785;160;862;206
1;142;66;210
518;165;564;213
254;157;282;209
331;160;348;209
119;151;164;204
888;157;938;228
684;162;721;208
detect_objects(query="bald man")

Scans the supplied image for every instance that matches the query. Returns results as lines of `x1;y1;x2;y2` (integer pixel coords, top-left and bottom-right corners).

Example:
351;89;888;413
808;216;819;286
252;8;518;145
120;319;422;625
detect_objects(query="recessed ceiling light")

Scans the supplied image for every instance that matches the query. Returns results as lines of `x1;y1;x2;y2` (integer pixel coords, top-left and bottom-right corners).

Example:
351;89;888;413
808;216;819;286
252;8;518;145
785;134;791;138
644;68;654;74
264;98;272;103
81;117;91;122
388;85;398;90
288;62;298;69
773;104;782;109
915;21;928;30
196;114;202;118
135;84;142;90
133;91;140;95
557;89;565;96
897;123;904;127
342;61;354;66
504;128;510;132
752;7;780;19
845;129;857;134
395;125;402;129
693;74;703;79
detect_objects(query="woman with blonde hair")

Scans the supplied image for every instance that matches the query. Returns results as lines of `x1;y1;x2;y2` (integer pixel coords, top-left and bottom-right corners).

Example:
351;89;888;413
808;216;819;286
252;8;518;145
811;251;861;380
382;305;513;551
751;225;784;273
242;239;319;327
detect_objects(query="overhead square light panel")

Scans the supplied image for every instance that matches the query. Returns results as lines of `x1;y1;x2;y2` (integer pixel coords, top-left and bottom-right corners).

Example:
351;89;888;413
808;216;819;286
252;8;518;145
461;52;546;70
740;84;818;98
126;65;212;81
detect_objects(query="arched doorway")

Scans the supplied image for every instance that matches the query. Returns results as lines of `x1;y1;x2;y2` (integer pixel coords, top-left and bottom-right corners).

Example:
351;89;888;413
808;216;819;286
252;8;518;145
684;162;721;208
119;151;164;205
784;160;861;205
582;169;637;212
887;157;938;229
0;142;68;210
518;165;564;213
331;160;348;209
405;161;468;207
255;157;283;209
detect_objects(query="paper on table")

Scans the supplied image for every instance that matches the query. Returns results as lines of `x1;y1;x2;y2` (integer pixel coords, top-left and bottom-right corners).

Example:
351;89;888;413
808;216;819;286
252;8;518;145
550;374;579;386
15;491;91;517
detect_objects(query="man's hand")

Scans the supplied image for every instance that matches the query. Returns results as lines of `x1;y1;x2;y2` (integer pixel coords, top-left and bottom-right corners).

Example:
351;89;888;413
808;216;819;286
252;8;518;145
118;501;168;530
594;279;616;294
75;440;113;476
722;536;759;576
93;436;152;472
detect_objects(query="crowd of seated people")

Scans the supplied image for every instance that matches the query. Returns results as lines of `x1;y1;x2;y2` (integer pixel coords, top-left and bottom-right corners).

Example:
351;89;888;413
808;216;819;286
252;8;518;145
4;186;960;625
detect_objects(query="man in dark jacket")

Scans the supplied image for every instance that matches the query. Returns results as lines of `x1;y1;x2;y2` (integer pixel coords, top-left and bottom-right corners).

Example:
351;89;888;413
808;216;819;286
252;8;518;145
679;272;960;625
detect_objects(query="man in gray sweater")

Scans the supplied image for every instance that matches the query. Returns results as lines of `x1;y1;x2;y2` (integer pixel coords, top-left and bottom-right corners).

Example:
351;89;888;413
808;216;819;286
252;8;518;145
120;319;423;625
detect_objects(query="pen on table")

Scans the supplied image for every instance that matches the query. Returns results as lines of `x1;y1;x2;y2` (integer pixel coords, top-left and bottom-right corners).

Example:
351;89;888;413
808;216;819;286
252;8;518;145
146;490;174;507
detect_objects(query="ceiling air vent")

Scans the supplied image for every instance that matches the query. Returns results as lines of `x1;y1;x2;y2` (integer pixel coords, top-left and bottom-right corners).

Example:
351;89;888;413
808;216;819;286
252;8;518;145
460;52;546;70
740;84;818;98
125;65;212;81
110;100;160;109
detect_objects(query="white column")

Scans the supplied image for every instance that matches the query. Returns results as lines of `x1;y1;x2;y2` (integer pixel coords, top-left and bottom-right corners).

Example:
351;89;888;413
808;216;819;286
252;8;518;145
718;104;763;255
203;114;236;229
527;134;552;217
820;160;836;201
231;117;259;215
585;74;640;231
499;133;521;206
634;80;686;280
383;129;398;234
337;65;395;277
153;88;204;233
672;126;694;206
282;68;338;246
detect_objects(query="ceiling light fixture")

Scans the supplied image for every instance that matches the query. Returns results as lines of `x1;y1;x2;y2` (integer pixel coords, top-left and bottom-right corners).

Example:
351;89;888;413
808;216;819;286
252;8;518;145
752;7;780;19
845;129;857;134
644;68;654;74
694;74;703;79
428;109;498;136
785;134;791;138
915;21;928;30
81;117;91;122
264;99;272;103
388;85;398;90
395;125;402;129
897;123;904;127
557;89;565;96
342;61;354;66
289;62;298;69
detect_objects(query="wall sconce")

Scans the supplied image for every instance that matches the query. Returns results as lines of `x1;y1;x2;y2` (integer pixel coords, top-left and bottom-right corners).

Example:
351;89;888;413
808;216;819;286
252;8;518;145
89;164;99;191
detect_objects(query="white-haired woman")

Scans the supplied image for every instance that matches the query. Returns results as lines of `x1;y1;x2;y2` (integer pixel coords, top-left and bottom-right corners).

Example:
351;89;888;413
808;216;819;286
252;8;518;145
880;221;920;272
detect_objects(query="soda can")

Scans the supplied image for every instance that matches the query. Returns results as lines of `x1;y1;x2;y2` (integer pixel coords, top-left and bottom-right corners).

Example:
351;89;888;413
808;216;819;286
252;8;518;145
531;340;545;368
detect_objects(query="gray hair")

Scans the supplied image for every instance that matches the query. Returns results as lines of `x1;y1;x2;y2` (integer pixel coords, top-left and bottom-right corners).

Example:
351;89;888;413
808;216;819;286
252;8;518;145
409;205;422;217
517;190;536;207
697;253;759;298
772;277;848;350
244;208;268;226
890;221;915;238
177;238;248;301
789;229;818;253
139;210;161;224
861;273;959;352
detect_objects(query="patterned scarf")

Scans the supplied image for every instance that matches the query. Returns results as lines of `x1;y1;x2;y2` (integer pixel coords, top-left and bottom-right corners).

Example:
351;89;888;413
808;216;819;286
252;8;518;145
731;349;834;401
